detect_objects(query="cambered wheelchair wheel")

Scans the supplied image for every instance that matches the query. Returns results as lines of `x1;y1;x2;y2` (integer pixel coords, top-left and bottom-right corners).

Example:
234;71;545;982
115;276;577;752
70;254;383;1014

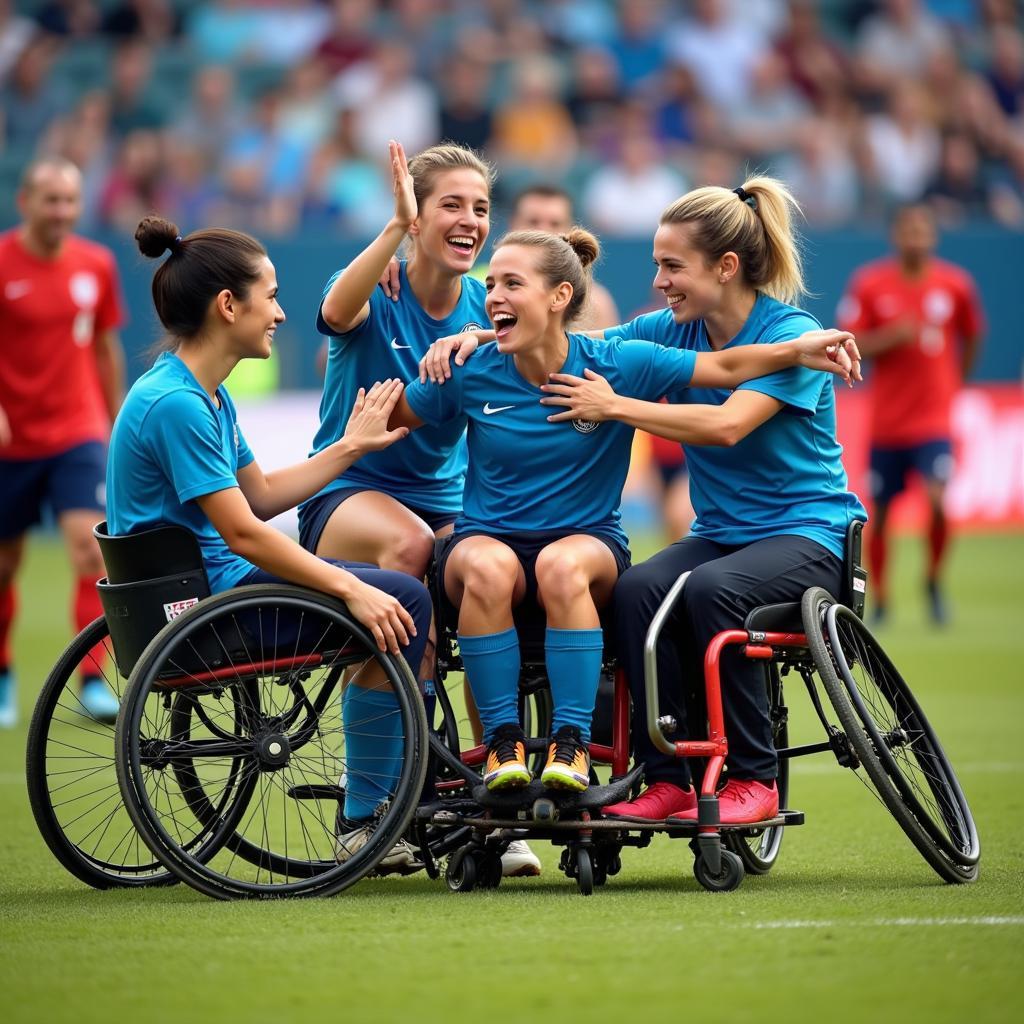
26;618;174;889
724;662;790;875
115;585;429;899
801;587;979;884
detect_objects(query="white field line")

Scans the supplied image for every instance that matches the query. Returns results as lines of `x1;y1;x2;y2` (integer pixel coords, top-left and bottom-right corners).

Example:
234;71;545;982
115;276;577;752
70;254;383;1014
745;917;1024;930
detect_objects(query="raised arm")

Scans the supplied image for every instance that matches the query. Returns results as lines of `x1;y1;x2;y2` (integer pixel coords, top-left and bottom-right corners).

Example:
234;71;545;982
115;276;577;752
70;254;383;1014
237;379;409;520
319;141;417;335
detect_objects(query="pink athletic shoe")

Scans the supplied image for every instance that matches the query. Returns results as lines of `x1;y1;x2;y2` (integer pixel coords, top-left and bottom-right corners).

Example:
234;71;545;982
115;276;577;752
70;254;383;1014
669;779;779;824
602;781;697;822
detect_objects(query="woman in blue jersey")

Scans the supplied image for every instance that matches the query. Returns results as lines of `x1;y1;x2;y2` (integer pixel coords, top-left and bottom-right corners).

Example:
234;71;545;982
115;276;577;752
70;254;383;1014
299;141;491;666
108;216;432;871
539;179;868;824
390;227;860;795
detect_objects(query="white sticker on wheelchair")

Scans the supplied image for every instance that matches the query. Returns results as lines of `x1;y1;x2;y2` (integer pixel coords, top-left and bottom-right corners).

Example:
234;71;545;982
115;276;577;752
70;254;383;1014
853;577;866;592
163;597;200;622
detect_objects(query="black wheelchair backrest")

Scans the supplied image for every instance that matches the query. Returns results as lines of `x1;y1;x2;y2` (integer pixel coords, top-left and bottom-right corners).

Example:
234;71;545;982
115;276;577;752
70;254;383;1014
94;521;212;676
843;519;868;619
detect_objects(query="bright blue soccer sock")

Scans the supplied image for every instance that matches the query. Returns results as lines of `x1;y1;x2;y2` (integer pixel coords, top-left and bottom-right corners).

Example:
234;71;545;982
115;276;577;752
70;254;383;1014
341;684;404;821
457;628;521;743
545;627;604;743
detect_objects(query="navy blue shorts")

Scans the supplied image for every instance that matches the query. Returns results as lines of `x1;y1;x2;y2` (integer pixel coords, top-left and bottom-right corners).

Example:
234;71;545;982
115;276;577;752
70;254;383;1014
239;557;432;676
298;487;460;554
0;441;106;540
437;528;631;629
869;439;954;505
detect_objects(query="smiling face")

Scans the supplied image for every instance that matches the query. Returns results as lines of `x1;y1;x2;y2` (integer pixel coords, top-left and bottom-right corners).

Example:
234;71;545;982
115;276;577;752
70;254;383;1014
485;244;570;355
231;257;285;359
410;167;490;275
652;222;731;323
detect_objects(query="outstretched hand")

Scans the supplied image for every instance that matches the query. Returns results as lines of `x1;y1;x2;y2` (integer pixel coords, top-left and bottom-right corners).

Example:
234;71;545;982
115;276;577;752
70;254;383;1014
794;329;862;386
539;368;619;423
418;333;483;383
342;378;409;454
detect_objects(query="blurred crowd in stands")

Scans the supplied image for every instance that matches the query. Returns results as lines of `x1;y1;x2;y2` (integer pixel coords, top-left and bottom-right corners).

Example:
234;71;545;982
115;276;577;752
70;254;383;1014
2;0;1023;237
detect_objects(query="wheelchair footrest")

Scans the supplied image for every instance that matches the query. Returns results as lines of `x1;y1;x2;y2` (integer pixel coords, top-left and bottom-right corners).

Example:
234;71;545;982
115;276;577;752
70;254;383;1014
469;763;644;814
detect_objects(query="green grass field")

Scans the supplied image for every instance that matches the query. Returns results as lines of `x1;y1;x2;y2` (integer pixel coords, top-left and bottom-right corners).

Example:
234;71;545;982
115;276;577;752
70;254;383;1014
1;533;1022;1024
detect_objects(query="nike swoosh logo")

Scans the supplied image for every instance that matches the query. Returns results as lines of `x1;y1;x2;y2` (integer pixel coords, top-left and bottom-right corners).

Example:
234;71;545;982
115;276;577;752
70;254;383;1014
390;337;411;350
483;403;515;415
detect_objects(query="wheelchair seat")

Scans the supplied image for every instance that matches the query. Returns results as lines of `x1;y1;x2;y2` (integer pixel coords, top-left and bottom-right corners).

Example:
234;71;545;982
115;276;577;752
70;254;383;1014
94;521;212;676
743;520;867;634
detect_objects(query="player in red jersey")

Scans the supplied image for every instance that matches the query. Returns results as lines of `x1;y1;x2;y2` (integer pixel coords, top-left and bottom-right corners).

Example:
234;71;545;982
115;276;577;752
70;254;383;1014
0;158;126;725
837;203;984;624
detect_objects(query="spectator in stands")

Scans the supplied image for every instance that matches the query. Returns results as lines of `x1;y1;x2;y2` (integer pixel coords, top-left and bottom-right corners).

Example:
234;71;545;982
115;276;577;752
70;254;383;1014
1;36;64;149
438;55;494;154
276;60;333;150
582;110;687;237
98;128;169;233
855;0;952;98
314;0;376;78
778;118;860;227
609;0;667;92
726;50;812;160
774;0;851;113
100;0;180;43
566;45;623;153
652;63;699;152
862;78;941;208
989;135;1024;228
666;0;768;114
925;133;992;224
0;0;35;85
34;0;100;39
107;40;167;138
985;25;1024;121
334;40;439;159
491;55;578;175
172;64;241;168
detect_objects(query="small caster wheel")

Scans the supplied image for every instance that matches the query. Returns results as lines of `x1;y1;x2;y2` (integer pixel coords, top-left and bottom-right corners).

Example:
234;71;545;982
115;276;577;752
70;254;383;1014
445;848;478;892
478;855;502;889
693;848;745;892
533;797;557;823
576;847;594;896
606;852;622;876
592;856;608;887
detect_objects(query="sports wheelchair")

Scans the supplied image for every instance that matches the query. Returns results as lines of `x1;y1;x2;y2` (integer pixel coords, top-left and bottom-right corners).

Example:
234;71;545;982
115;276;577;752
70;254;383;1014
417;521;980;895
27;523;430;899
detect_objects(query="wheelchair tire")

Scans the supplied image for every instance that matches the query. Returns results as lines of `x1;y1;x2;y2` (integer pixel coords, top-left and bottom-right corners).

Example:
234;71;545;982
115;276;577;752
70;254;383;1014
724;662;790;875
26;618;175;889
693;848;745;893
115;585;429;899
801;588;979;884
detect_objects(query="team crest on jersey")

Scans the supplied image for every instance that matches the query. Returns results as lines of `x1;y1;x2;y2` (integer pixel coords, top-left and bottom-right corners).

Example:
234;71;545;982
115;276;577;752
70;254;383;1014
69;272;99;309
572;418;600;434
923;289;953;324
460;323;484;333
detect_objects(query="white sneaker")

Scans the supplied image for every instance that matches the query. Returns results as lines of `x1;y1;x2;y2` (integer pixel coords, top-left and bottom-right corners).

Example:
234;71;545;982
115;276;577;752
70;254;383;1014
501;839;541;877
335;802;422;875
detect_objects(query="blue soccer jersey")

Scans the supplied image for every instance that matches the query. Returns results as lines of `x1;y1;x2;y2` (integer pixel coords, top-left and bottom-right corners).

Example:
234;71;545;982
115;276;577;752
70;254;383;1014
307;260;488;514
404;333;697;550
604;295;867;558
107;353;256;592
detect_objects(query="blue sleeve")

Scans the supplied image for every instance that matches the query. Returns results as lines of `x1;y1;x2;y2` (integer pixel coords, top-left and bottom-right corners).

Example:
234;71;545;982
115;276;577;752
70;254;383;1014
221;387;254;470
736;311;824;415
603;310;671;344
608;339;696;401
144;393;239;503
405;370;465;427
315;271;391;345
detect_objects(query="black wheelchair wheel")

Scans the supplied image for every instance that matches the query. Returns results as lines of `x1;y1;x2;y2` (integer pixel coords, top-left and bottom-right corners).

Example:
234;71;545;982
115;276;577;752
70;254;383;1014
693;848;745;893
724;662;790;876
801;587;979;884
115;585;428;899
26;618;174;889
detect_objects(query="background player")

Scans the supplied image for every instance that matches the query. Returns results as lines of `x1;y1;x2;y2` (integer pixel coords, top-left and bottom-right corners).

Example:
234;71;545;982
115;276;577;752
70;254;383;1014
838;203;985;624
0;158;126;727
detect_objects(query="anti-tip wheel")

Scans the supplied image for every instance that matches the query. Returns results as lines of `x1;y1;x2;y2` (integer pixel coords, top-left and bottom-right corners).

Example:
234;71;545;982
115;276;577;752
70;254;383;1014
445;847;478;892
532;797;557;823
576;848;594;896
693;848;745;892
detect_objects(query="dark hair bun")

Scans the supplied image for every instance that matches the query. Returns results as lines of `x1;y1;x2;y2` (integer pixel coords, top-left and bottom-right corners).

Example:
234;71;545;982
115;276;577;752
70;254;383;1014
562;227;600;270
135;216;182;259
